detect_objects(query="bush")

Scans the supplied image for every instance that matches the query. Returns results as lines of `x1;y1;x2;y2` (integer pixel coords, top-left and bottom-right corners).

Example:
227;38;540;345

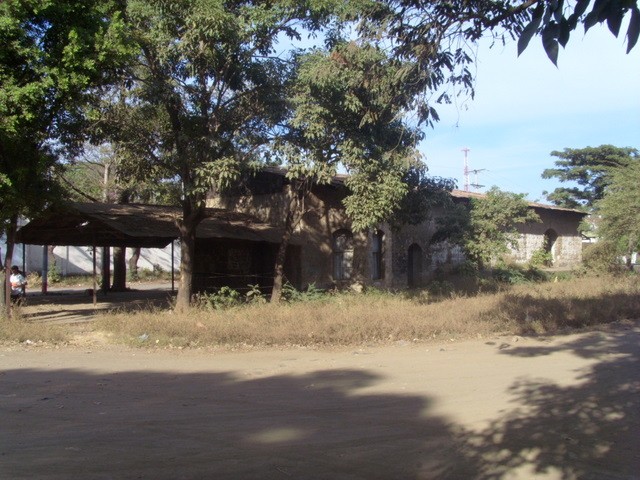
582;241;623;273
529;247;553;267
47;263;61;284
493;264;548;285
193;286;242;310
281;282;326;303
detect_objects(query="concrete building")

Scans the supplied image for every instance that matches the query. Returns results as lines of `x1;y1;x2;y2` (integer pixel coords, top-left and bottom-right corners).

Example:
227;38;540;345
208;169;587;291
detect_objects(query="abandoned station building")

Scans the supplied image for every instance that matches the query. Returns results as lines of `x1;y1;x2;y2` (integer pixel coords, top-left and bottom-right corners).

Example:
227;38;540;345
16;168;587;294
206;168;587;292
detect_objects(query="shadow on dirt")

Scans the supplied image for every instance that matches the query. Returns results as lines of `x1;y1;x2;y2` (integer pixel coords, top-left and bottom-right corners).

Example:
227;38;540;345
17;288;176;324
2;326;638;479
1;368;476;479
464;324;640;479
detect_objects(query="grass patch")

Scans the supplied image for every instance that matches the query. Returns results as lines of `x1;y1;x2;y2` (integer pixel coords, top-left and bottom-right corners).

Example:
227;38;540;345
94;274;640;349
0;312;70;345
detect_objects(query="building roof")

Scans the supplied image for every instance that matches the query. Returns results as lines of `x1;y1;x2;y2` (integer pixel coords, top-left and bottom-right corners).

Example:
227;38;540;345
16;202;297;248
450;189;588;215
257;167;586;215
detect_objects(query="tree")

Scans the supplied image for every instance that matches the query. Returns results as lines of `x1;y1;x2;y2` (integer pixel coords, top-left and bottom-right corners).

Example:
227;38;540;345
100;0;387;309
0;0;129;315
542;145;639;209
595;161;640;269
264;40;428;301
460;187;540;269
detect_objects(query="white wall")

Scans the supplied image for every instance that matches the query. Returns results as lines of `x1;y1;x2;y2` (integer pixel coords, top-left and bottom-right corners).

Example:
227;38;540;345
2;239;181;276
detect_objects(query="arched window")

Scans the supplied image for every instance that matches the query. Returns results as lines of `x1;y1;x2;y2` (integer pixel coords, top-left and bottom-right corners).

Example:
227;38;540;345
333;229;353;281
372;230;384;280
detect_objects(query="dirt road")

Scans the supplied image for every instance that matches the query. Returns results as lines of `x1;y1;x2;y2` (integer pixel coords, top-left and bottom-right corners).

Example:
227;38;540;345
1;322;639;479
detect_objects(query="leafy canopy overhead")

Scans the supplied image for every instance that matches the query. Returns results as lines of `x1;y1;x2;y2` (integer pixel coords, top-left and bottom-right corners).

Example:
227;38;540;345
542;145;639;210
0;0;129;227
359;0;639;127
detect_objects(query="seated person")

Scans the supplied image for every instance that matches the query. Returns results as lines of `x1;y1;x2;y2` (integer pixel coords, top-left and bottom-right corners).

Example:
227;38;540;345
9;265;27;304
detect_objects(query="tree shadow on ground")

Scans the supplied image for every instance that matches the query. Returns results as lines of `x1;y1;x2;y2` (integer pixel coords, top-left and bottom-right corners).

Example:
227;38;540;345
463;323;640;479
1;368;478;480
17;288;175;324
2;326;638;479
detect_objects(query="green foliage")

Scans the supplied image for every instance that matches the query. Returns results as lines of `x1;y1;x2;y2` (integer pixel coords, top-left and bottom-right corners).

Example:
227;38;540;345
47;263;62;284
492;265;548;285
580;241;626;274
287;41;424;231
281;282;326;303
0;0;130;280
462;187;541;269
245;284;267;304
529;247;553;268
542;145;639;209
194;286;242;310
595;161;640;266
390;163;457;228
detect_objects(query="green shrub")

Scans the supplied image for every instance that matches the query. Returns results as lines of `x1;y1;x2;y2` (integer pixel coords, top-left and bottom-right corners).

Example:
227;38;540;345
529;247;553;267
194;286;242;310
47;263;61;284
582;241;623;273
245;284;267;304
281;282;326;303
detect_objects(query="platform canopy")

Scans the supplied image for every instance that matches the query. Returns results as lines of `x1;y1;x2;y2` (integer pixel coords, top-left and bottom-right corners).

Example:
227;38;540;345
16;202;294;248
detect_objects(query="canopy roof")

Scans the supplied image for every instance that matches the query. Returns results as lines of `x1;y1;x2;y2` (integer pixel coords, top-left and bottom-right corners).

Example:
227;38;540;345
16;203;294;248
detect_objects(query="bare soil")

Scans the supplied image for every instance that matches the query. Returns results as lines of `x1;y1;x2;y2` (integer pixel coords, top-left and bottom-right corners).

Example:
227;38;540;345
1;317;638;479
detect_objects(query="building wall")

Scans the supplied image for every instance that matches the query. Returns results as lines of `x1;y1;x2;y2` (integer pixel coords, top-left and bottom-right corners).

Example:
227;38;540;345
509;208;584;268
210;185;375;290
210;184;585;291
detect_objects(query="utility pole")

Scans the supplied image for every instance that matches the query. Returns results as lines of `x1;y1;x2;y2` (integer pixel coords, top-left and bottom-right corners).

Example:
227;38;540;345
470;168;486;191
462;147;470;192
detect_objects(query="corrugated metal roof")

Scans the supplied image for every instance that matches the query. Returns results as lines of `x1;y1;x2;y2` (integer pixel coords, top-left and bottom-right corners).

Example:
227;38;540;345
16;203;297;248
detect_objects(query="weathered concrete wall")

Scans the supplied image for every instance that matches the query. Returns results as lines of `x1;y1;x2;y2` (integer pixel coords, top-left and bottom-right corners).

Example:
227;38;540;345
210;185;391;290
210;183;586;291
510;208;584;267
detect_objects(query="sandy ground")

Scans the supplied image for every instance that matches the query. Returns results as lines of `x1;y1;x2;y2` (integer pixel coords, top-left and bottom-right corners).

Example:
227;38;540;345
1;310;639;480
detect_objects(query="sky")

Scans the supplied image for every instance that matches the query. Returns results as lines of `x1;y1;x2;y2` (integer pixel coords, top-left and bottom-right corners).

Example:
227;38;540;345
419;25;640;203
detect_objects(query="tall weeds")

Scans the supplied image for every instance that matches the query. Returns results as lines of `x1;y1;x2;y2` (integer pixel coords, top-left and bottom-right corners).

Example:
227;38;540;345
95;275;640;348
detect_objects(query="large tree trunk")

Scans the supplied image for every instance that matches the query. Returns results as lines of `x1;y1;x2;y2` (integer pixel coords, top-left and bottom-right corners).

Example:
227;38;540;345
271;182;308;303
112;246;127;291
3;214;18;318
175;202;204;312
175;221;196;312
128;247;141;279
271;209;295;303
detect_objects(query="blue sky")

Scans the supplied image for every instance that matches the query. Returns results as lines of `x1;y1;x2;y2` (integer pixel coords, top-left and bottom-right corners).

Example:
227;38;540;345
419;26;640;203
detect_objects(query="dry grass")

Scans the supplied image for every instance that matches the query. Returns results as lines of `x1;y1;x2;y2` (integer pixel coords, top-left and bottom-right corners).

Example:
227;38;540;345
95;274;640;348
0;311;70;345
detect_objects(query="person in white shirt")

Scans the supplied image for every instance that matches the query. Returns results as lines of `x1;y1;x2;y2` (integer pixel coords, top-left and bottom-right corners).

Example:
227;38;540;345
9;265;27;304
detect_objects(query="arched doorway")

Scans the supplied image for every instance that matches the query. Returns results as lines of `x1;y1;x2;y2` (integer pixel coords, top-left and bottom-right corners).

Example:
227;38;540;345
408;243;422;288
543;229;558;265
